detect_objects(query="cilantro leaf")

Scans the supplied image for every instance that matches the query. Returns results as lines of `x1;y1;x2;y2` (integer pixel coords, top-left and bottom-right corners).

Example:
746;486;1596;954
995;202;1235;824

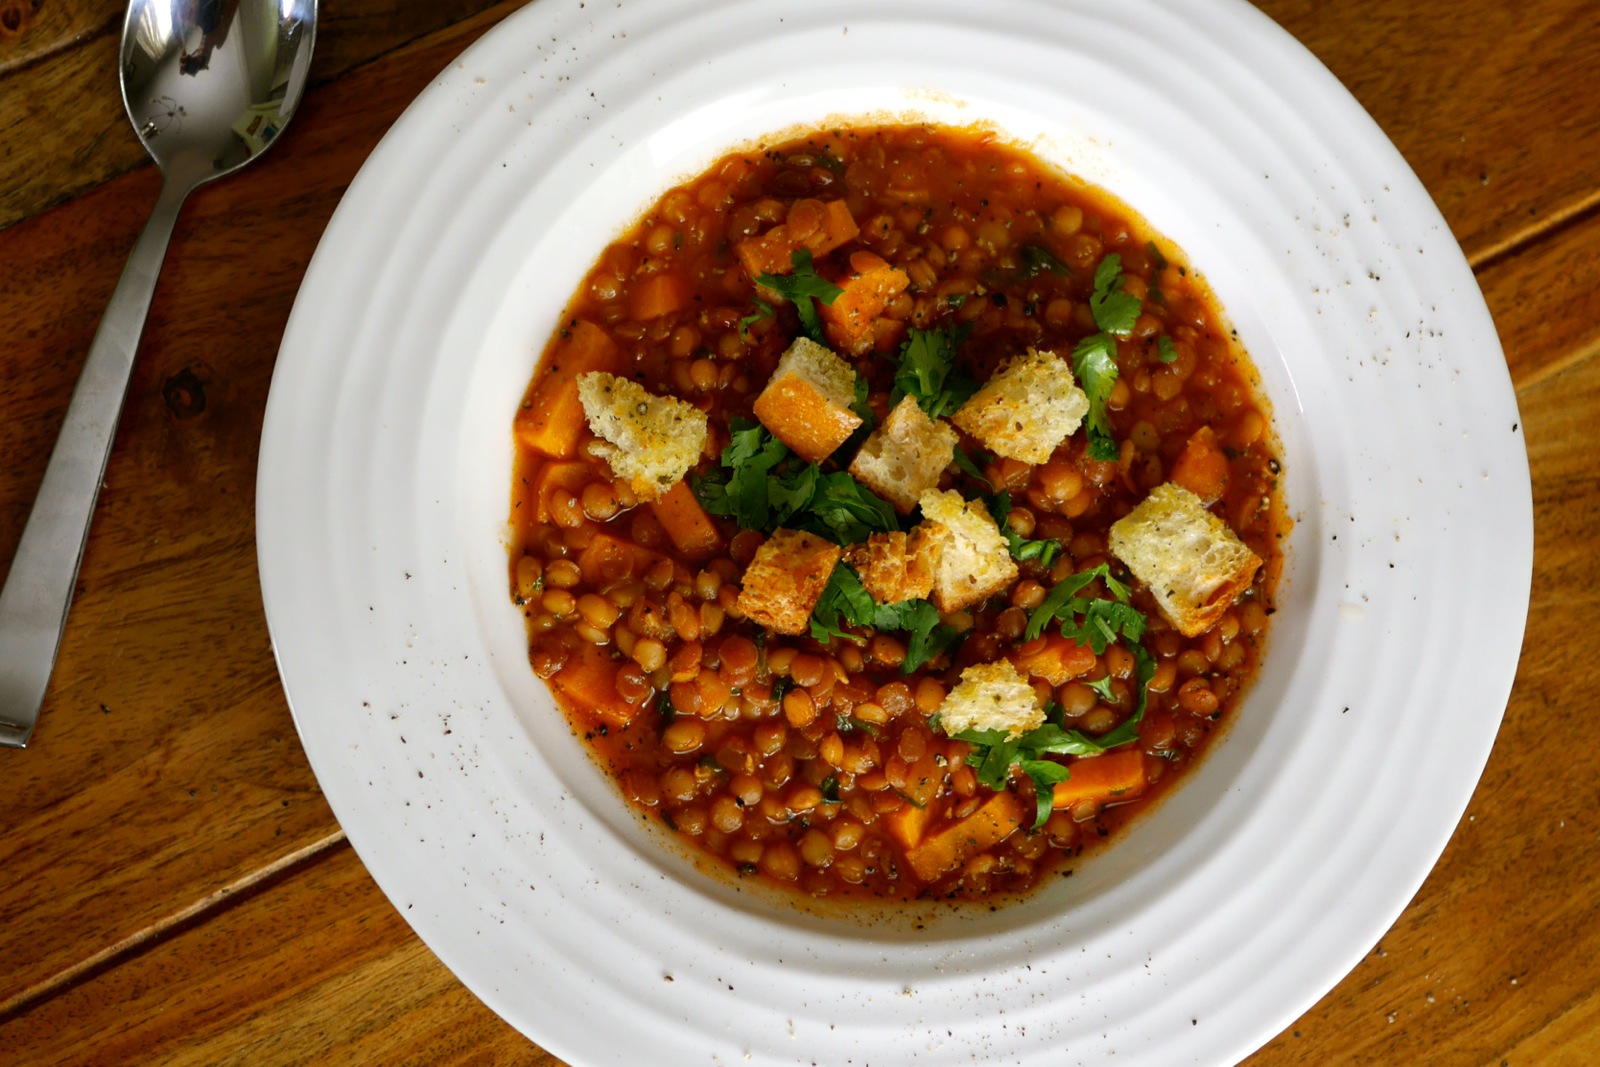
1081;644;1158;750
1060;599;1146;655
738;299;774;341
809;563;875;644
1020;243;1069;279
1085;675;1117;702
985;491;1060;569
693;419;790;529
890;325;978;419
1070;331;1121;462
754;249;842;346
1145;241;1169;306
1018;759;1071;829
792;471;899;544
1025;562;1134;642
1156;335;1179;364
1089;254;1141;337
889;599;963;673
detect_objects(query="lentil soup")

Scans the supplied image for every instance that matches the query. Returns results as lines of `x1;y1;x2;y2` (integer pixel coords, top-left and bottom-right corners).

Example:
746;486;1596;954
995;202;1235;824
509;123;1287;903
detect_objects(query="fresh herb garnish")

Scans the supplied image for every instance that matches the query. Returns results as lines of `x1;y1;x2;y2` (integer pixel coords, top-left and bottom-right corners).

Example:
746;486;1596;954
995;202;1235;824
1020;243;1070;279
1024;562;1136;644
819;774;842;803
1069;332;1121;462
810;564;877;644
984;491;1060;568
951;444;992;488
656;690;677;731
890;325;978;420
806;567;962;672
754;249;842;346
949;719;1117;830
1085;675;1117;702
1089;254;1141;338
1156;335;1179;364
738;299;774;341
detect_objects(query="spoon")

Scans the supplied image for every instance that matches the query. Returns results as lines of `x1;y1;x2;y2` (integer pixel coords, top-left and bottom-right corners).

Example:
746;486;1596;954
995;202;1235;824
0;0;317;749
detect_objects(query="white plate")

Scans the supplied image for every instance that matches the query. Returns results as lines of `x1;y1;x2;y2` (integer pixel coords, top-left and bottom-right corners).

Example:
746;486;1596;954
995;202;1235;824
257;0;1532;1063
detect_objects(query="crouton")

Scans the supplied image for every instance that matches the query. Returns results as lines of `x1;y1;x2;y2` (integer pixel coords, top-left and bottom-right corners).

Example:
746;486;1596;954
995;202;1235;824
951;347;1089;465
843;527;937;604
917;489;1018;612
1107;482;1262;638
576;372;708;501
848;396;958;514
751;337;863;464
821;250;911;356
735;529;842;635
934;660;1044;740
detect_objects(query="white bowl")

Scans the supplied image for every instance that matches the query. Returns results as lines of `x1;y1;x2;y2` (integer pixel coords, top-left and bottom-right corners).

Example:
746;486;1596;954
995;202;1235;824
257;1;1532;1063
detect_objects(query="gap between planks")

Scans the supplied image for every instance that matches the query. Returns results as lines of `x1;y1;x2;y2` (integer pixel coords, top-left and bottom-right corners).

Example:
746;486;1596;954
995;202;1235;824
0;829;348;1024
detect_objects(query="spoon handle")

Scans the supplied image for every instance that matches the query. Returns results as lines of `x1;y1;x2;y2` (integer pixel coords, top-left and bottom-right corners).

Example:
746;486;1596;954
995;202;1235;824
0;177;190;748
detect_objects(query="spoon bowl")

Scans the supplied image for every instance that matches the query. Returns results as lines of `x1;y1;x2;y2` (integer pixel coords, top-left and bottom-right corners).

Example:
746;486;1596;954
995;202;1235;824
0;0;317;749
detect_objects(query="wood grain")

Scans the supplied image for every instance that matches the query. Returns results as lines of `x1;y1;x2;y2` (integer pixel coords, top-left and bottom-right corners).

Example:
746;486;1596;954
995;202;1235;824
1477;205;1600;390
0;0;509;232
0;843;564;1066
0;0;521;1009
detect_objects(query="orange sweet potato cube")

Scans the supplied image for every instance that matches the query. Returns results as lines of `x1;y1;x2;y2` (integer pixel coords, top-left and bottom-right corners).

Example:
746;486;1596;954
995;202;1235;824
515;321;621;458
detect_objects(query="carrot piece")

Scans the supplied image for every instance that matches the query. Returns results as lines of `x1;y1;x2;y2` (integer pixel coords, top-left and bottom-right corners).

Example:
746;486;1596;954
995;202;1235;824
629;271;692;321
529;461;595;523
1010;634;1097;686
577;532;663;587
551;643;638;727
884;802;934;851
903;790;1026;883
514;321;620;458
1170;425;1230;504
648;480;725;559
734;198;861;277
821;251;911;356
1050;750;1148;810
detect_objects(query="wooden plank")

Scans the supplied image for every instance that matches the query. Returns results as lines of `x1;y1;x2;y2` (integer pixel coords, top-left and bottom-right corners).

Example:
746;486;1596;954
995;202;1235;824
1244;343;1600;1064
0;843;562;1066
0;0;511;232
1253;0;1600;264
0;2;518;1008
1478;206;1600;391
0;0;113;75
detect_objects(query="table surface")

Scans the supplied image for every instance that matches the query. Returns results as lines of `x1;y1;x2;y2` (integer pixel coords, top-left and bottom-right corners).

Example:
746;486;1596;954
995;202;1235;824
2;1;1596;1063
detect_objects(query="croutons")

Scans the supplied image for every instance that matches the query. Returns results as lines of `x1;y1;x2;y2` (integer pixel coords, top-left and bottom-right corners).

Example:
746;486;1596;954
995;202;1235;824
751;337;863;464
576;372;708;501
848;396;958;514
918;489;1018;612
734;529;842;635
1107;482;1262;638
951;347;1089;465
934;660;1044;740
843;528;937;604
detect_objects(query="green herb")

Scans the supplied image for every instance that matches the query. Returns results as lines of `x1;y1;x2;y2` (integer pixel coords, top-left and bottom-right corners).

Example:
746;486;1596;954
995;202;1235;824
949;720;1116;830
1024;562;1137;644
890;325;978;420
946;292;968;309
770;675;794;704
819;774;842;803
810;564;876;644
984;491;1060;568
656;690;677;731
1020;243;1069;279
1085;675;1117;702
951;444;992;488
1146;241;1169;306
738;299;774;341
1070;331;1121;462
754;249;842;346
1086;645;1157;750
796;471;899;544
887;599;964;674
1156;335;1179;364
1089;254;1141;337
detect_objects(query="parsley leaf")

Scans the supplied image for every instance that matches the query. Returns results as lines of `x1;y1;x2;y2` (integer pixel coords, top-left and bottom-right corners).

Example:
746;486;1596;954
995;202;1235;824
1086;644;1158;749
951;444;992;488
1085;675;1117;702
886;599;963;674
890;325;978;420
1024;562;1136;643
693;420;790;529
1156;335;1179;364
1070;331;1121;462
810;564;875;644
985;491;1060;569
1020;243;1069;279
793;471;898;544
738;299;774;341
1089;254;1142;337
1018;759;1071;829
754;249;842;346
1145;241;1169;306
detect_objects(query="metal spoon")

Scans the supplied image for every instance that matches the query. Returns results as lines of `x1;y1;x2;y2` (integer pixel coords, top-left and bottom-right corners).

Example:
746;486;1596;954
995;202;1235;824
0;0;317;749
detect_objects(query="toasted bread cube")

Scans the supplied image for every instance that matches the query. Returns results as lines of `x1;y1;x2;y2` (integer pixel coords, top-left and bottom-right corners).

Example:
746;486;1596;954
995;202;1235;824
821;251;912;356
918;489;1018;612
576;372;708;502
935;660;1044;740
951;347;1089;465
843;527;937;604
751;337;862;464
848;396;958;514
735;529;842;635
1108;482;1262;638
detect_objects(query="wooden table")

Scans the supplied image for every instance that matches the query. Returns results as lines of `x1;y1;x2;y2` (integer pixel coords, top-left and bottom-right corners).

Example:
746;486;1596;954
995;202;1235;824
1;1;1595;1062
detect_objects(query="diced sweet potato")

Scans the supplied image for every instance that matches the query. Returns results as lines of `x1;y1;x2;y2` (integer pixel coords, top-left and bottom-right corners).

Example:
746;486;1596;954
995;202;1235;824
529;460;595;523
1009;634;1097;686
629;271;692;322
735;199;860;277
884;802;934;851
551;643;638;727
1170;425;1230;505
576;532;663;588
1050;750;1148;810
649;480;725;559
903;790;1026;883
515;321;621;458
821;251;911;356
